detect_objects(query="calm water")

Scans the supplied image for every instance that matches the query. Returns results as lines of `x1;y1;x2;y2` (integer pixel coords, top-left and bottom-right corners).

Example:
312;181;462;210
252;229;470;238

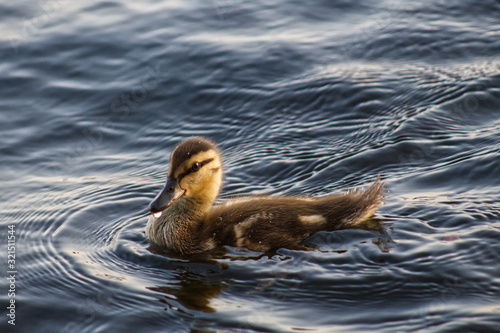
1;1;500;332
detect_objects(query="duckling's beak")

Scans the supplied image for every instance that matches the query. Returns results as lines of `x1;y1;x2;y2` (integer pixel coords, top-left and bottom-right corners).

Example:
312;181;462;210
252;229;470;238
149;178;185;218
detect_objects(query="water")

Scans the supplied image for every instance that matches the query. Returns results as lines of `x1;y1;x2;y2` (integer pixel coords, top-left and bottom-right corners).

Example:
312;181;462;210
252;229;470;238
1;1;500;332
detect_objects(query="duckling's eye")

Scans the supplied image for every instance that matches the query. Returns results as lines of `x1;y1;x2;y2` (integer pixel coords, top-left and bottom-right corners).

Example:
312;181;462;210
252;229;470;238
190;162;200;172
167;185;175;193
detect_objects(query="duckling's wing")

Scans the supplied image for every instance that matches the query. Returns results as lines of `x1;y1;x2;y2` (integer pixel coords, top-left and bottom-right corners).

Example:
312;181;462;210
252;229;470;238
205;177;385;252
206;197;323;251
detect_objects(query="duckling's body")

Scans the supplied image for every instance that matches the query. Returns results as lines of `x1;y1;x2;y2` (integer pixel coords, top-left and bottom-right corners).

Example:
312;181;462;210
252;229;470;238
146;137;385;254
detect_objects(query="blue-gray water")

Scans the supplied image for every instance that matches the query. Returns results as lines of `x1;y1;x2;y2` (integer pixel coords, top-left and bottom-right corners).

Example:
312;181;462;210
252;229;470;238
1;1;500;332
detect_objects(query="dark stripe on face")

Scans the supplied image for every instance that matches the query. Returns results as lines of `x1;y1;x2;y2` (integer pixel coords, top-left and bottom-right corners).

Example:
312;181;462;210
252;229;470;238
176;158;214;181
168;137;218;178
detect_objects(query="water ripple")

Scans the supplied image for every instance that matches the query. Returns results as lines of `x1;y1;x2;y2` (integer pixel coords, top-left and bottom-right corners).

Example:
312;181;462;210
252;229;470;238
1;0;500;332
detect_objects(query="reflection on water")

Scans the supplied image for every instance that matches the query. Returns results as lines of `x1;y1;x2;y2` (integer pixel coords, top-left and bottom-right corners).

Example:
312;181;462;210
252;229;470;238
149;272;224;313
146;217;391;318
1;0;500;331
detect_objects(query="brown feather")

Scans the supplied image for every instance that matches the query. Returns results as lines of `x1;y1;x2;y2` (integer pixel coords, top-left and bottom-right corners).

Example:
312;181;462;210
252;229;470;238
146;138;385;254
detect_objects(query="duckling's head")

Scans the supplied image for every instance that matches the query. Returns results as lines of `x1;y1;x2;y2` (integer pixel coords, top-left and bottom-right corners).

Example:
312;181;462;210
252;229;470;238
149;137;223;218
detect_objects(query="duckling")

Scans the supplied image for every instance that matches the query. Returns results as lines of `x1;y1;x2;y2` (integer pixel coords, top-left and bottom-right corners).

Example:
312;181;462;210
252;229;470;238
146;137;385;254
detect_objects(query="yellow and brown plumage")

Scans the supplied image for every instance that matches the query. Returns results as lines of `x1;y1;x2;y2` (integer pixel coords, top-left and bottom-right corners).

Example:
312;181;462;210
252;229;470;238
146;137;385;254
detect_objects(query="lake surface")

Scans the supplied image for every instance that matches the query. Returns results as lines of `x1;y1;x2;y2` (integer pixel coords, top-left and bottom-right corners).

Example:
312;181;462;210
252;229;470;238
1;1;500;332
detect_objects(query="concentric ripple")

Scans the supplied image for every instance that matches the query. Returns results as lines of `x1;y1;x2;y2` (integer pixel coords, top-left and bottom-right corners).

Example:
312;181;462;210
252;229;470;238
1;0;500;332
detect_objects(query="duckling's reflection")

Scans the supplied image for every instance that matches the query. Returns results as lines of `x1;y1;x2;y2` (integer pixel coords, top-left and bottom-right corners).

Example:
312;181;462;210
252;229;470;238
148;271;223;313
146;246;233;313
368;217;394;253
146;217;391;314
302;217;393;252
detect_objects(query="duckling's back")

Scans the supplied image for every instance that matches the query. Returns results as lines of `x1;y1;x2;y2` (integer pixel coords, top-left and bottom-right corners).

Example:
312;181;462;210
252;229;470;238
205;177;385;252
